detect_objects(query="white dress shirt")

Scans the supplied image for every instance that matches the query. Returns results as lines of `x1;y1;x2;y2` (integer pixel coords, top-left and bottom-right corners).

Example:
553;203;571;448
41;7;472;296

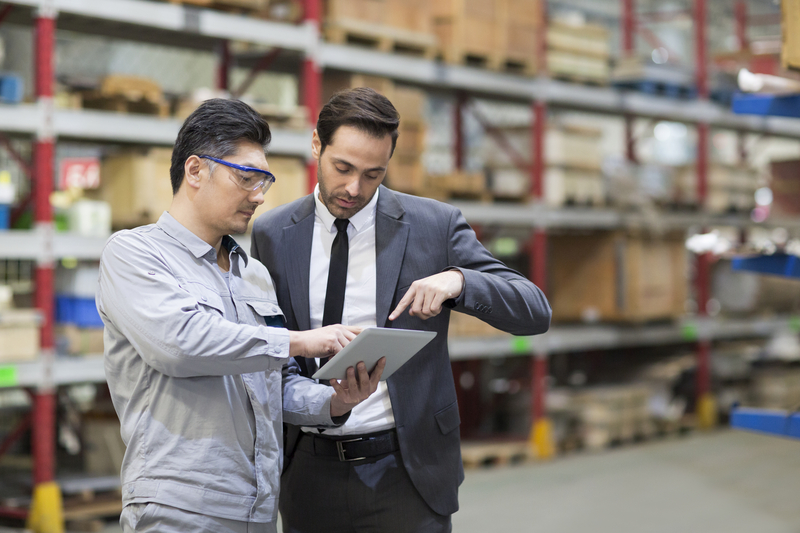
306;184;395;435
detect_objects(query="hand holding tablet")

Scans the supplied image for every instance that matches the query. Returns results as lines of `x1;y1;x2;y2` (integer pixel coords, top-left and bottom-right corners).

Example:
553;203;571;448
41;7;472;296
313;327;437;382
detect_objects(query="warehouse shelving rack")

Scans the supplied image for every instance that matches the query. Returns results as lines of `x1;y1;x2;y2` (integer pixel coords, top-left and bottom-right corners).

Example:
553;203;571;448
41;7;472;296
0;0;797;523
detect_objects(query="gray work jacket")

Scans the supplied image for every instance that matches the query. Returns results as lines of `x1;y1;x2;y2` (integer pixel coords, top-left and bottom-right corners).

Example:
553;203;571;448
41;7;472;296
97;212;338;523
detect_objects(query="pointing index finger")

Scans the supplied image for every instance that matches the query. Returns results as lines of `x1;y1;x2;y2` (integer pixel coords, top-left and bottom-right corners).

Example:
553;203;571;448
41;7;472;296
389;286;415;321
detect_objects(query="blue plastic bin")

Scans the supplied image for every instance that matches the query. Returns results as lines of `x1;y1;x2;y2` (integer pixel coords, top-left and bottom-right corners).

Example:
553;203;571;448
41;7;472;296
56;295;103;328
0;205;9;230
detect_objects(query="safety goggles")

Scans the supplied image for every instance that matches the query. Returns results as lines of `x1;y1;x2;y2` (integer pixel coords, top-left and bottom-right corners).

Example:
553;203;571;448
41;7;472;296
199;155;276;194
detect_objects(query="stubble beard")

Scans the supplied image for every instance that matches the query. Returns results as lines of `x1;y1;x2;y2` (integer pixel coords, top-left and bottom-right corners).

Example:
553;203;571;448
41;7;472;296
317;163;367;220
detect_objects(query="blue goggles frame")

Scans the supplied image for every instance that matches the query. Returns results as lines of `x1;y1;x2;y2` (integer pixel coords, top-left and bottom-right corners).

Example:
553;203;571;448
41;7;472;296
199;155;276;193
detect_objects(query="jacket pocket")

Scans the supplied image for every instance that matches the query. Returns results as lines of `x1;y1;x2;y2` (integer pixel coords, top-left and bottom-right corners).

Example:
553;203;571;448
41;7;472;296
434;401;461;435
241;297;284;326
183;282;226;316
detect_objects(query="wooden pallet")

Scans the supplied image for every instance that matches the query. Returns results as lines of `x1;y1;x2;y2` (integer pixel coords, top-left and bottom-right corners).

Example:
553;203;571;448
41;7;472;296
461;440;533;468
165;0;269;15
76;75;171;117
325;18;438;59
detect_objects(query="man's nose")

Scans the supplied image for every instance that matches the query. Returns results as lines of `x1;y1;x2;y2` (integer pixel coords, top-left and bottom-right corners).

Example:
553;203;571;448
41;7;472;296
344;177;360;198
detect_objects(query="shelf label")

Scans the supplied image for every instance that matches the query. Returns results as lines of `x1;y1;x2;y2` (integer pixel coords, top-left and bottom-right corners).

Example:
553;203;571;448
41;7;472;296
511;337;532;354
0;366;18;388
791;316;800;333
681;323;699;341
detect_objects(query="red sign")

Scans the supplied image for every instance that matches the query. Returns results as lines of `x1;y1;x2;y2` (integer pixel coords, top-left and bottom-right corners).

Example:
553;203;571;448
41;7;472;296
59;158;101;190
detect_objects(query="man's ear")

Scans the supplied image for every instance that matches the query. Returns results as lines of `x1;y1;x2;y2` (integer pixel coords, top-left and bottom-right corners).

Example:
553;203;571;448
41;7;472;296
311;129;322;162
184;155;204;190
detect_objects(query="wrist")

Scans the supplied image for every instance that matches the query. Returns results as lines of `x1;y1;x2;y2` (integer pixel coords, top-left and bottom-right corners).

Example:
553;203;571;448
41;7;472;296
288;331;304;357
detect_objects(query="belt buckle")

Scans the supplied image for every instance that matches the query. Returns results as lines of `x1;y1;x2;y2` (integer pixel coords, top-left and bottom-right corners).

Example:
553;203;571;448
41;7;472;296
336;437;367;462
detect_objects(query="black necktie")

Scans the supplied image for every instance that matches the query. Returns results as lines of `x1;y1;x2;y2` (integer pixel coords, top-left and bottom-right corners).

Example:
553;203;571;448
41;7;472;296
319;218;349;369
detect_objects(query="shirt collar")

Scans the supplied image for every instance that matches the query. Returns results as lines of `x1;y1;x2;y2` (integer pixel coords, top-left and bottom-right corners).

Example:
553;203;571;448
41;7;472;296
157;212;248;266
313;184;379;234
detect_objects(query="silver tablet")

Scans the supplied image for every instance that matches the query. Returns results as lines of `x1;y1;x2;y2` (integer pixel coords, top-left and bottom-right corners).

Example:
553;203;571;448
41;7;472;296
312;327;437;382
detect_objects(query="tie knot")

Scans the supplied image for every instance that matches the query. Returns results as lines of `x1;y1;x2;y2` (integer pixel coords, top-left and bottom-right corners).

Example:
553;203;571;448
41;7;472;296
334;219;349;233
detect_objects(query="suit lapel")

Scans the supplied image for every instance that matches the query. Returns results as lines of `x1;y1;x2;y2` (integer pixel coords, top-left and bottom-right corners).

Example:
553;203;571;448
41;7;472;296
375;187;409;328
283;195;316;332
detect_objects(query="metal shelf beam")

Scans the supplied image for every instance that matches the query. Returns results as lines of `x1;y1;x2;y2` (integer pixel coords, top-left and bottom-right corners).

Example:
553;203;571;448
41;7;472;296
447;316;796;360
0;105;312;157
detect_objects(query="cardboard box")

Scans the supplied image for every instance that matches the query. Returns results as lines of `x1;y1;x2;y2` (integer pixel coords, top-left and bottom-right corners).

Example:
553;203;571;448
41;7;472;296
0;309;40;363
57;325;105;356
550;232;687;323
90;148;173;230
782;0;800;71
82;416;126;476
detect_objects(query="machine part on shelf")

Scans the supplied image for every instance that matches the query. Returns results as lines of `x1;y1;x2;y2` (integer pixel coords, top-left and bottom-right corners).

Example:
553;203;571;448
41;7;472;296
26;481;64;533
737;68;800;94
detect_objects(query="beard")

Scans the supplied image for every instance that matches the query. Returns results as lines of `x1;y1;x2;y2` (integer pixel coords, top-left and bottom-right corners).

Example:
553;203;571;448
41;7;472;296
317;163;371;219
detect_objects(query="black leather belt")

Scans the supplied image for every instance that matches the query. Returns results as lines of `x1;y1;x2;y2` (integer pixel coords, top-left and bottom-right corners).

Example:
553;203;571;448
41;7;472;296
298;429;399;462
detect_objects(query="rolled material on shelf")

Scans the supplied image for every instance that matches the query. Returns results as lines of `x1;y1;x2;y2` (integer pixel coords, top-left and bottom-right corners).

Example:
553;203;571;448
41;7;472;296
738;68;800;95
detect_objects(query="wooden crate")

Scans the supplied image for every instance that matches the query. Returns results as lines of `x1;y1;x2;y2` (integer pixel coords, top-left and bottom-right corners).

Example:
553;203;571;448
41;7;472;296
89;148;174;230
549;231;687;323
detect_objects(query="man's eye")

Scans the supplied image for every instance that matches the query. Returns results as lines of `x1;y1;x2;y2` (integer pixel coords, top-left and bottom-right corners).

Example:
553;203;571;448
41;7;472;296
366;174;380;180
335;166;349;174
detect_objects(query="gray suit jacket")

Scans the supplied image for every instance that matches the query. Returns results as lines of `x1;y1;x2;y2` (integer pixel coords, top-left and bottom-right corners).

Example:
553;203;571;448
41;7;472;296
250;186;551;516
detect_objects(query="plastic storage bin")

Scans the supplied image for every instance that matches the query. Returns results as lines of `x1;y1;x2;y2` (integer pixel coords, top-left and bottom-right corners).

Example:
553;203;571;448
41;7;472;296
56;295;103;328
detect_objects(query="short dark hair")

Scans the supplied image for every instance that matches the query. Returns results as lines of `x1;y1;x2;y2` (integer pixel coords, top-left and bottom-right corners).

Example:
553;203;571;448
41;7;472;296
170;98;271;194
317;87;399;155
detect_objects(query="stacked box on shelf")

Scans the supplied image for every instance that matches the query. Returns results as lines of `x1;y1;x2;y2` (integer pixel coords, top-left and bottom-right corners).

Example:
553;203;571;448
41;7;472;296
433;0;500;69
433;0;540;74
546;20;610;85
55;265;104;354
323;0;437;58
769;159;800;217
571;385;654;450
62;75;171;117
751;369;800;410
0;309;40;363
545;125;605;206
549;231;687;323
782;0;800;71
87;148;174;230
673;164;758;213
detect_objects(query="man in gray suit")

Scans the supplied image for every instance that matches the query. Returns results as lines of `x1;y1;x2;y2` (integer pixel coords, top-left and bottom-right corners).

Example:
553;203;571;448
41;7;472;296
251;88;551;532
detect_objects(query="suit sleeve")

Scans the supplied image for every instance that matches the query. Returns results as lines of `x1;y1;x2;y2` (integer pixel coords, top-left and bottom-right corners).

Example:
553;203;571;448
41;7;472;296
445;208;551;335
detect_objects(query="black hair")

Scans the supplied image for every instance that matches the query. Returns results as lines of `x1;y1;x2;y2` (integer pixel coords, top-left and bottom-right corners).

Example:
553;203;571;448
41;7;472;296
316;87;399;155
170;98;271;194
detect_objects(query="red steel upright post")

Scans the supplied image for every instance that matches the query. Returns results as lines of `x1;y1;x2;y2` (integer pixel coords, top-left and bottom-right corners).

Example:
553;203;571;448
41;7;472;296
302;0;322;194
216;40;230;92
27;3;65;531
528;0;553;459
735;1;748;53
694;0;716;429
622;0;637;162
32;6;56;489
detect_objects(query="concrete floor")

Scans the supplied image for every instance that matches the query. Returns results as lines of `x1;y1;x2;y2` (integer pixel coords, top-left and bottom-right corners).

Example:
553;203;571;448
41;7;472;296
453;430;800;533
97;430;800;533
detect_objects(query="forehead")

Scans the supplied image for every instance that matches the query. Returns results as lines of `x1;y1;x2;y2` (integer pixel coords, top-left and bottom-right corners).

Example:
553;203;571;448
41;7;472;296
228;140;269;169
326;125;392;163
